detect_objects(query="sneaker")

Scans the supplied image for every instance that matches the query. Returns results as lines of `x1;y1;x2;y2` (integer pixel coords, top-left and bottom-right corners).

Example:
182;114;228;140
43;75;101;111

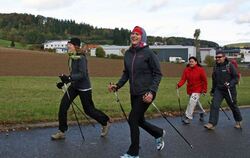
204;123;215;130
100;121;111;137
120;153;139;158
51;131;65;140
156;130;166;151
234;121;242;129
182;117;191;124
199;113;205;122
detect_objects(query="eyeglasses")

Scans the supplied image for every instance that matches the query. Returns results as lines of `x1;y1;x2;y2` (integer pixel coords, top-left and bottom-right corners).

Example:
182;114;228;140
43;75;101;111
215;56;224;59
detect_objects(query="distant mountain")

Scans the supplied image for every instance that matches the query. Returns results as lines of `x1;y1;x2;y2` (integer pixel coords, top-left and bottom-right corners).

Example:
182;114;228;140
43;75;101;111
0;13;219;47
224;42;250;48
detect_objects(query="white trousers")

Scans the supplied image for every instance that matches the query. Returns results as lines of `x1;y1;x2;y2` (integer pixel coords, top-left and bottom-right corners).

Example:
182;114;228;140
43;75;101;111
185;93;205;119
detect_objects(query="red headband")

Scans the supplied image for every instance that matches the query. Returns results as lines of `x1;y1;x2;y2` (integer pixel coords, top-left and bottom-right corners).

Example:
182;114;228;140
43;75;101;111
132;26;143;35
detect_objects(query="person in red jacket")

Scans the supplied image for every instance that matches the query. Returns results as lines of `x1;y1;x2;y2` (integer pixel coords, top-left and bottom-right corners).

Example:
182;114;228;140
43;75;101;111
177;56;208;124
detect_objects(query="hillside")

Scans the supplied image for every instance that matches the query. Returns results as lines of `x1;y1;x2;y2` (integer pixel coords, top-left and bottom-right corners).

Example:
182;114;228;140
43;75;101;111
224;42;250;48
0;13;219;47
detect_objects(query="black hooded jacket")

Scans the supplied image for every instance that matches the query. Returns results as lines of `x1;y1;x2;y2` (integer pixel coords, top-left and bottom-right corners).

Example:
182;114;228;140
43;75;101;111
211;58;238;92
116;45;162;95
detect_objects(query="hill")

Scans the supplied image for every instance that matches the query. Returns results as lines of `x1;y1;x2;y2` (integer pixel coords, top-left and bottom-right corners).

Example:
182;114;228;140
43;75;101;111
224;42;250;48
0;13;219;47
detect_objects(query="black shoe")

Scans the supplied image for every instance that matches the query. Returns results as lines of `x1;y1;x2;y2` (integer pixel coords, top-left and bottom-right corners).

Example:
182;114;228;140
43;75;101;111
199;113;205;122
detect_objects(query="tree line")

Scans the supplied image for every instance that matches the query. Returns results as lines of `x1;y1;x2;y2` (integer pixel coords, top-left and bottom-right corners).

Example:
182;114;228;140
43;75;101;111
0;13;219;47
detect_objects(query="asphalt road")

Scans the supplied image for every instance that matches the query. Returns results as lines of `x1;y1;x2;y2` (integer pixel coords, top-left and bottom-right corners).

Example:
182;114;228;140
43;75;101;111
1;108;249;158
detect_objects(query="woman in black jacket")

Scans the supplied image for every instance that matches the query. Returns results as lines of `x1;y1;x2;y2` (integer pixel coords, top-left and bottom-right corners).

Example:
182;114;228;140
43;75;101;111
109;26;165;158
51;38;111;140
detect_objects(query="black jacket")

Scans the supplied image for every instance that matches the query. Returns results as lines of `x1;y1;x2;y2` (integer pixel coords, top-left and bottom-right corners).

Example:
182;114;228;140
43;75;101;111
117;45;162;95
69;54;91;90
211;58;238;92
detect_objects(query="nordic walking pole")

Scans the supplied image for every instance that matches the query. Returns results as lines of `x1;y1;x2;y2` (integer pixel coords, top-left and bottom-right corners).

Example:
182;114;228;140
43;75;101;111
227;88;234;104
226;87;242;129
208;100;231;120
114;91;129;123
71;101;95;128
59;83;95;128
62;84;85;141
152;102;193;149
176;88;183;121
109;83;128;123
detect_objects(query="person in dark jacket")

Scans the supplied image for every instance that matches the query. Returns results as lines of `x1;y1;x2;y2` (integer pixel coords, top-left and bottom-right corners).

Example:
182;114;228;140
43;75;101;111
108;26;165;158
204;51;243;130
51;38;111;140
177;56;207;124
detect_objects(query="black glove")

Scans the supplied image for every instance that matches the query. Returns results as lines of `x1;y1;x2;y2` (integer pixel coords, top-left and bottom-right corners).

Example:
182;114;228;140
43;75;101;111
56;82;64;89
59;74;71;84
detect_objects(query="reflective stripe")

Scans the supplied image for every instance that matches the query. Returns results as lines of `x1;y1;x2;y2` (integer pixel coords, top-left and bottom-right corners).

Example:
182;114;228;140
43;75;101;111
78;88;92;92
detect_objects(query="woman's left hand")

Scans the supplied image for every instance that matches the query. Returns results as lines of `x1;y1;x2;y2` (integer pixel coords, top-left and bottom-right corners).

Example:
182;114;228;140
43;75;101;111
143;92;153;103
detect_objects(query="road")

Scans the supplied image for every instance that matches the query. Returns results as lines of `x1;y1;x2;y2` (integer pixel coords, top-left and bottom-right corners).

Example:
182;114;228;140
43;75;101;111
1;108;249;158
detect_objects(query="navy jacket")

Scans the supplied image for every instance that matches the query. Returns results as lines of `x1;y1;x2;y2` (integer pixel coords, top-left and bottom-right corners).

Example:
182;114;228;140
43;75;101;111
211;58;238;92
69;54;91;90
117;45;162;95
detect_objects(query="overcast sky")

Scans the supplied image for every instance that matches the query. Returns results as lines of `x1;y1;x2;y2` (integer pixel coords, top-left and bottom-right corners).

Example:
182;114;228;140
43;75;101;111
1;0;250;46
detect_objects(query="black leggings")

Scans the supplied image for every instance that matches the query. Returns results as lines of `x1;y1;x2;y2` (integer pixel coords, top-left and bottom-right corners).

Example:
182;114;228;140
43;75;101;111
58;86;109;132
127;95;163;156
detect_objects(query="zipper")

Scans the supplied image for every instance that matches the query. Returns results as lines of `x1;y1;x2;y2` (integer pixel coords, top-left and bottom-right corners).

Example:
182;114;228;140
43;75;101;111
131;50;137;94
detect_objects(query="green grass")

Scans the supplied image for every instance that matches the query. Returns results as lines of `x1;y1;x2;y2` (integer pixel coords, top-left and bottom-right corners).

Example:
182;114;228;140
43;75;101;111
0;39;32;49
0;76;250;124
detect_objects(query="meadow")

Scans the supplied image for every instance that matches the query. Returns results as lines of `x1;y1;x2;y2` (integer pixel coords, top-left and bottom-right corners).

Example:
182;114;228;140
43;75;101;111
1;76;249;125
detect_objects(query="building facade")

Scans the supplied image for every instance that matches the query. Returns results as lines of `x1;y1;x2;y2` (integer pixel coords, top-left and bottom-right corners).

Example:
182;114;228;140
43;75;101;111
43;40;68;53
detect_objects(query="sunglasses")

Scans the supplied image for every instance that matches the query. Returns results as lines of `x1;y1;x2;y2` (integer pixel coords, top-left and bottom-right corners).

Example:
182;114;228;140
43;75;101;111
215;56;224;59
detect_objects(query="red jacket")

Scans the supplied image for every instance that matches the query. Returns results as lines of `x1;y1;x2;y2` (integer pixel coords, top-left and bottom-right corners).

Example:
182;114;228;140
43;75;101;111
177;65;207;95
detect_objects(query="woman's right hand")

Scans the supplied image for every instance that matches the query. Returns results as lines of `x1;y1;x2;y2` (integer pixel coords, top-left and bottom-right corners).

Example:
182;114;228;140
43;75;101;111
108;83;118;92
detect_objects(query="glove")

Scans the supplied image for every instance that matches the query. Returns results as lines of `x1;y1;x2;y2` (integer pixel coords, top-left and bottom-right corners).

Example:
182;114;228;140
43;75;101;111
56;82;64;89
59;74;71;84
224;82;230;89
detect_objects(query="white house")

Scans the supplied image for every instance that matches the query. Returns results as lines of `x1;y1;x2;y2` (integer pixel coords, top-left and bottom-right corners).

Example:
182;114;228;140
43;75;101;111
200;48;216;64
90;45;129;56
43;40;68;53
240;49;250;62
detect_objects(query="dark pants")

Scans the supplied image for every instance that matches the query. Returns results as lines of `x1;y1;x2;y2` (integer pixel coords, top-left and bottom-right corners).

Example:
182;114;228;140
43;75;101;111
58;86;109;132
209;87;242;126
127;95;163;156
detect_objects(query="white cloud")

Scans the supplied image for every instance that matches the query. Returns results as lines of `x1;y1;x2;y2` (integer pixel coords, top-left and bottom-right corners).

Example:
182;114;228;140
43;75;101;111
147;0;170;12
236;13;250;24
20;0;75;10
194;0;246;20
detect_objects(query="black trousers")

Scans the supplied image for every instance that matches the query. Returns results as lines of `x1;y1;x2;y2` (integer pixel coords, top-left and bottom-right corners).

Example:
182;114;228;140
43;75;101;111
127;95;163;156
58;86;109;132
209;87;242;126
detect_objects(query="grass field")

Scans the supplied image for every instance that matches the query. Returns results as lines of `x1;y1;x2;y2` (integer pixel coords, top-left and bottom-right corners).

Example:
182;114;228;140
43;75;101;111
0;39;32;49
0;76;250;125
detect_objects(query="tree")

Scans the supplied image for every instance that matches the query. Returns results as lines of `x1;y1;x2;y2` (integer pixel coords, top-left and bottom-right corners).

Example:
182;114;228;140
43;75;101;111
204;55;215;67
194;29;201;62
10;40;15;47
95;46;106;58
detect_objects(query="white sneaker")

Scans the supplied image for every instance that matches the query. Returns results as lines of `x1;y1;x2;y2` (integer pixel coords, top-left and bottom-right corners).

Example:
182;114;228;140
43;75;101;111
51;131;65;140
155;130;166;151
100;122;111;137
120;153;139;158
